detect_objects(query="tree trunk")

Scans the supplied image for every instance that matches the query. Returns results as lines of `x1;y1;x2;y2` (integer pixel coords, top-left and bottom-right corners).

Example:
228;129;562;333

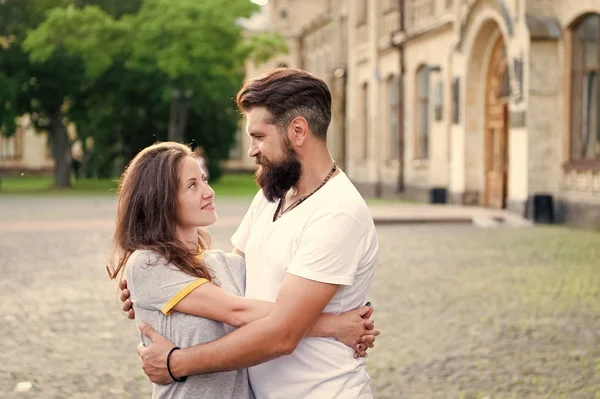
168;96;188;143
176;105;189;143
168;96;178;142
49;112;72;188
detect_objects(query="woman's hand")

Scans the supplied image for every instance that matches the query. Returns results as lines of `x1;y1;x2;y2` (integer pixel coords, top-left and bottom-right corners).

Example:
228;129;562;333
331;305;380;358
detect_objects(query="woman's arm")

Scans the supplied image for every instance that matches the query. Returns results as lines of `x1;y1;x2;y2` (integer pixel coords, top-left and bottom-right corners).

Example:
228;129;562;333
171;282;270;328
121;274;369;341
172;283;378;351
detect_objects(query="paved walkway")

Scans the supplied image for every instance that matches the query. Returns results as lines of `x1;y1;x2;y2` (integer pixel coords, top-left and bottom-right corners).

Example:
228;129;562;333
368;203;532;228
0;195;532;232
0;196;598;398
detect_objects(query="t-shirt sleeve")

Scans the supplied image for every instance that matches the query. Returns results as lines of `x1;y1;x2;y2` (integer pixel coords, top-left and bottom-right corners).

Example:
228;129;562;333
225;253;247;296
287;212;365;286
231;190;262;253
128;251;209;316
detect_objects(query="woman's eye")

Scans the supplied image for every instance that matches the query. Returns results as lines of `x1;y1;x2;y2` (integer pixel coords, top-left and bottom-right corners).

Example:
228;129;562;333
189;183;196;189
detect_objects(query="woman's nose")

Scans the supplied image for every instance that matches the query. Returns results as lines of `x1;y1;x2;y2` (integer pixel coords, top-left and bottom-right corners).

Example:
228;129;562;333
202;186;214;198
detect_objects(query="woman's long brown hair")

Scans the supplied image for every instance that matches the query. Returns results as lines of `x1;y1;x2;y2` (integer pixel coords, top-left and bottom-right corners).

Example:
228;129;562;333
106;142;213;282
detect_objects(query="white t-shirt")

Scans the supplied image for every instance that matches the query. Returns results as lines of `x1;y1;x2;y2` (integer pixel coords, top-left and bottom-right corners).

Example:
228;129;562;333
231;170;379;399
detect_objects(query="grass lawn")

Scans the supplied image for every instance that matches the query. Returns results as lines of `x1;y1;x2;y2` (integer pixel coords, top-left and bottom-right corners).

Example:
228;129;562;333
369;224;600;398
0;176;118;195
0;174;261;198
0;174;415;203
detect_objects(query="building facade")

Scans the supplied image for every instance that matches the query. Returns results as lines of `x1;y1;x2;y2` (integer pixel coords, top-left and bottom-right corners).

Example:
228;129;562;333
240;0;600;228
392;0;600;228
0;115;53;176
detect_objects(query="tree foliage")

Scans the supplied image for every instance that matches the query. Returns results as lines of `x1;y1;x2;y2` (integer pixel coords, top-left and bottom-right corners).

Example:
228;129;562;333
1;0;286;184
0;0;86;187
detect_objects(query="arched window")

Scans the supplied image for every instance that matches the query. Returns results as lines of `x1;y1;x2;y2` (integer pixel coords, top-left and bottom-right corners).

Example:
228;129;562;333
388;76;400;160
415;66;430;159
570;13;600;161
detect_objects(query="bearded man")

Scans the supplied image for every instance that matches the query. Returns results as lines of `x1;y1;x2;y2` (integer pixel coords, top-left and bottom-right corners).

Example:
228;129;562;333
122;68;380;399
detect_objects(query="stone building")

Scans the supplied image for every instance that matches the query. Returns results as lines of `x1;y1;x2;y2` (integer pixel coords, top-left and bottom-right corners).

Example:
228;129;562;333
388;0;600;227
345;0;402;197
239;0;600;227
0;115;53;176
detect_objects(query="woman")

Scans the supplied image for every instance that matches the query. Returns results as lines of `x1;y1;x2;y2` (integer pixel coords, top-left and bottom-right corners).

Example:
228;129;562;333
107;142;377;398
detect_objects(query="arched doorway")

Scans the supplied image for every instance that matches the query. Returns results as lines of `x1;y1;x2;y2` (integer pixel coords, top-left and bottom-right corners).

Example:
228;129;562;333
484;37;510;208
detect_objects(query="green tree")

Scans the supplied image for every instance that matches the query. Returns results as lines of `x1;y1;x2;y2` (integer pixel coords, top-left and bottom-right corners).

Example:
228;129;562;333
0;0;83;187
23;0;287;179
67;61;171;178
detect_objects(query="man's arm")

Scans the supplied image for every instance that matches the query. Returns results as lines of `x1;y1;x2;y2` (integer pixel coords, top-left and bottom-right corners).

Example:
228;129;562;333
172;274;337;374
223;247;368;339
138;274;339;382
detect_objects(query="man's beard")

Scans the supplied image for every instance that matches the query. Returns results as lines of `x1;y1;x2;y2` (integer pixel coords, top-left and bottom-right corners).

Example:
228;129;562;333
255;145;302;203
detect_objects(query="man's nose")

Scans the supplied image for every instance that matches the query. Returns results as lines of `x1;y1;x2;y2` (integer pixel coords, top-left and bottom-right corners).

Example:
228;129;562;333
248;146;259;158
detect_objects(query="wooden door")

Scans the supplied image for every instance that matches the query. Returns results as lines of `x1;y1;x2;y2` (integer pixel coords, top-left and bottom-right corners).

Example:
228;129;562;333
484;38;510;208
485;104;508;208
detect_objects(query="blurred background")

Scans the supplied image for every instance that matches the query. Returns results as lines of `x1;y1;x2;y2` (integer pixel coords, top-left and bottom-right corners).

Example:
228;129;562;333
1;0;599;227
0;0;599;398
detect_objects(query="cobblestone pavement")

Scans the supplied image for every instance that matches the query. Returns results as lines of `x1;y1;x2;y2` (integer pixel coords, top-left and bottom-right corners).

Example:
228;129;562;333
1;196;599;398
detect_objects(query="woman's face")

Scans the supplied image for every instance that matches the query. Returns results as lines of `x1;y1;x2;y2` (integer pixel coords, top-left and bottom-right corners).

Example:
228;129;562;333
177;156;217;228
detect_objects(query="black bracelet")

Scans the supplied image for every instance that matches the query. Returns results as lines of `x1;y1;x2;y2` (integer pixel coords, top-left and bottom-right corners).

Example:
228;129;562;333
167;346;187;382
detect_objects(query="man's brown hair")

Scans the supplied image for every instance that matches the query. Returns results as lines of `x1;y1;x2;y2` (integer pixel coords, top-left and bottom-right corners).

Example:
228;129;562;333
236;68;332;140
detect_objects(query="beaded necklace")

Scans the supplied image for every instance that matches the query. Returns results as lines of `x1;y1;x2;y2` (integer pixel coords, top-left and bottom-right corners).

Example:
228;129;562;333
273;161;337;222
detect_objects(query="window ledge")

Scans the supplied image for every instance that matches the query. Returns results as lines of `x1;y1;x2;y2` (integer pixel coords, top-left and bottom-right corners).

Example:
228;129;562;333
562;160;600;172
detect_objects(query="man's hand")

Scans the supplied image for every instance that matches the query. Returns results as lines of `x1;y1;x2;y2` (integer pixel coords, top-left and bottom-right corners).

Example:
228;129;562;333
137;322;177;384
119;279;135;320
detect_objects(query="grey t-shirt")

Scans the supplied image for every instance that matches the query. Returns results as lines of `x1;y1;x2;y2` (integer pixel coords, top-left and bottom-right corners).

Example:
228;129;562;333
126;249;251;399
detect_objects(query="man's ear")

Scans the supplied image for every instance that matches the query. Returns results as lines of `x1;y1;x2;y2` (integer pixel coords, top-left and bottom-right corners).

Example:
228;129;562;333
288;117;309;146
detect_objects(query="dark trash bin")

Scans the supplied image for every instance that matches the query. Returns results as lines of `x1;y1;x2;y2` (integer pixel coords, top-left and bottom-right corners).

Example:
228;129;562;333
430;187;447;204
527;194;554;224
